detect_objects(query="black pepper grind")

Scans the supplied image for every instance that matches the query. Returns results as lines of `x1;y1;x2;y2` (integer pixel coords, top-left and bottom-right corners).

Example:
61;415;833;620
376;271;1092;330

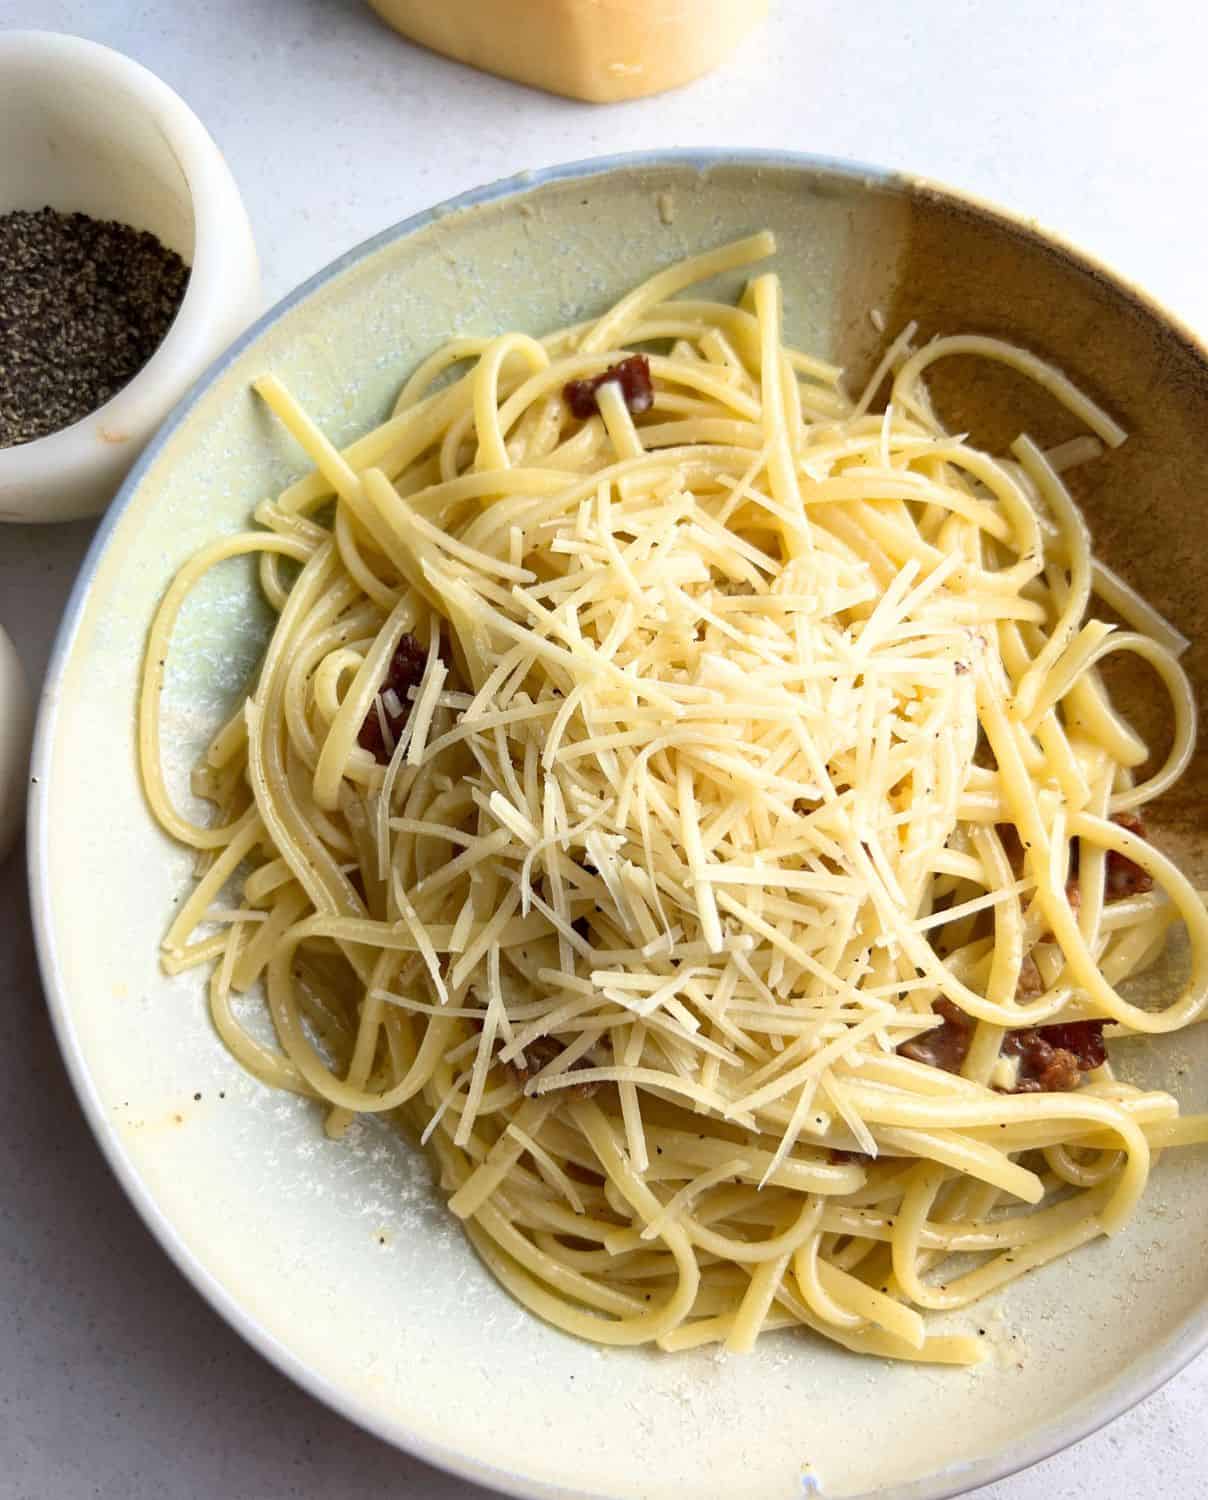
0;207;189;450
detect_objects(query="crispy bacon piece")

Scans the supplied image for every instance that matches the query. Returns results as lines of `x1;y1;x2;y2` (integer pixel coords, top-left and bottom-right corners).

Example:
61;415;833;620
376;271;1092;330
1004;812;1150;952
1037;1021;1109;1068
505;1035;564;1079
505;1036;599;1098
563;355;654;420
357;633;427;764
1034;877;1081;944
898;993;1107;1096
1106;811;1154;898
1002;1020;1107;1093
898;998;972;1073
1016;952;1045;999
999;814;1154;903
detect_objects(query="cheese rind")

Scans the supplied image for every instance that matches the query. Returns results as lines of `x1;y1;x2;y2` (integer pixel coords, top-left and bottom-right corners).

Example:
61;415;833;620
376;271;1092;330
367;0;768;103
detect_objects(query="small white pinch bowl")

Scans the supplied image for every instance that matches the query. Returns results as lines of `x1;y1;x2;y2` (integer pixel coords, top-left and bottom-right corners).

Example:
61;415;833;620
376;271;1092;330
0;31;260;524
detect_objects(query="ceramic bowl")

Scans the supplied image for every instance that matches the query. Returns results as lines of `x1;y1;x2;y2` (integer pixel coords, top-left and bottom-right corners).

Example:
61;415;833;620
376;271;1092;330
0;623;33;864
0;30;260;523
29;152;1208;1500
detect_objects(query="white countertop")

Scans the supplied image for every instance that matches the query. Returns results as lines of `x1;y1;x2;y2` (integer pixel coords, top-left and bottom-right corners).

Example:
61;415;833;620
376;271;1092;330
3;2;1207;1496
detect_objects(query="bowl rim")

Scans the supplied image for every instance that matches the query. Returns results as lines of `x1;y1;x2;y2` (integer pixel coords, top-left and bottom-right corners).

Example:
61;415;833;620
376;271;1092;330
27;146;1208;1500
0;29;259;522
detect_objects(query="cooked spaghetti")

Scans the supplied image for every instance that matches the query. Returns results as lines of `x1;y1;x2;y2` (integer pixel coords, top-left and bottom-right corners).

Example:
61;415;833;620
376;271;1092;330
140;233;1208;1361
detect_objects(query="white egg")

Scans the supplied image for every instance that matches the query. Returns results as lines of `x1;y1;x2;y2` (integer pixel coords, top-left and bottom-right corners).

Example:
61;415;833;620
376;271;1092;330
0;624;33;865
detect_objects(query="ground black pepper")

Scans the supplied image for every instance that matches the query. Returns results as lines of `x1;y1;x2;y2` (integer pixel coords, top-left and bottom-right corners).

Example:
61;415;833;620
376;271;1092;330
0;207;189;449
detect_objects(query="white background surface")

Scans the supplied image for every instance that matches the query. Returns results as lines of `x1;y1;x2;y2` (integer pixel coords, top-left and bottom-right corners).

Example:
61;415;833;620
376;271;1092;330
2;1;1207;1496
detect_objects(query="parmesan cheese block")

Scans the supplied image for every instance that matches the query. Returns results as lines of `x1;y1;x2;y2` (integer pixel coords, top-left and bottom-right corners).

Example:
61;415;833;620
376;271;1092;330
367;0;768;103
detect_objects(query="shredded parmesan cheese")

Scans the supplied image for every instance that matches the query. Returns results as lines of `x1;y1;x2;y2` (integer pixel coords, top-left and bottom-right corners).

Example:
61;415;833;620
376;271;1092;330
155;235;1207;1367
